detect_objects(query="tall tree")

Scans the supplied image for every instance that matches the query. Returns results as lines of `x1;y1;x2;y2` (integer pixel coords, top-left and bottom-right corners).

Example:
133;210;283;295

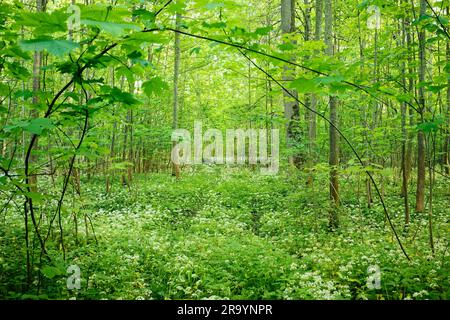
324;0;339;229
400;8;410;229
415;0;427;212
306;0;321;186
310;0;322;148
281;0;301;166
29;0;47;192
172;13;181;178
444;5;450;175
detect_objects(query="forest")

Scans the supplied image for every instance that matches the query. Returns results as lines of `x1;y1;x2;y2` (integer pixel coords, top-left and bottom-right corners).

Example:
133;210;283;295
0;0;448;301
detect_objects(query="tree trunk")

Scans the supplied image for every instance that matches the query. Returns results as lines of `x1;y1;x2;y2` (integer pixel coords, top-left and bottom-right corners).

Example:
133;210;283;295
128;109;134;184
29;0;47;192
444;6;450;175
400;12;410;230
281;0;301;167
415;0;427;212
307;0;321;186
325;0;339;229
172;13;181;179
310;0;321;149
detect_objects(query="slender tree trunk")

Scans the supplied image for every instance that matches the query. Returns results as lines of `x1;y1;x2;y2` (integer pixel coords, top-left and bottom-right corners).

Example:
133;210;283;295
416;0;427;212
172;13;181;179
324;0;339;229
357;10;370;208
444;7;450;175
106;68;116;193
400;13;410;230
307;0;321;185
311;0;321;146
303;0;311;148
29;0;47;192
281;0;301;167
427;132;435;254
121;111;129;186
128;109;133;183
404;10;415;183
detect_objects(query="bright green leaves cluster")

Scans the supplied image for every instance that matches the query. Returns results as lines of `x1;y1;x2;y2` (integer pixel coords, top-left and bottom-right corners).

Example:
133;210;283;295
81;19;140;37
98;86;141;106
13;3;158;58
19;39;79;57
41;265;65;279
126;50;150;67
290;77;319;94
3;61;31;80
290;75;347;94
14;9;79;57
76;4;147;39
193;0;239;12
202;21;227;29
4;118;54;136
142;77;169;98
132;9;156;29
0;83;9;97
411;8;450;40
16;10;68;34
125;32;169;46
111;87;141;106
416;115;446;133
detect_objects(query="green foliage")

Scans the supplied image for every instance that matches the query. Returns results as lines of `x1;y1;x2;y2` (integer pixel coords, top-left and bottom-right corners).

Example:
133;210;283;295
19;39;79;57
0;0;448;303
1;171;448;300
4;118;54;135
142;77;169;97
81;19;140;37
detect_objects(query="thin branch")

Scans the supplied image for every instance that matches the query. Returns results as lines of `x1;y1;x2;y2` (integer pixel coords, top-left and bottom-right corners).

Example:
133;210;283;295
155;0;174;17
424;0;450;40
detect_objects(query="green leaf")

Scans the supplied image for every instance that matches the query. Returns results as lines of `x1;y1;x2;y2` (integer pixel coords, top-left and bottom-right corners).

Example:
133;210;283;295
25;191;45;204
190;47;201;55
254;26;272;35
166;0;187;14
6;61;31;80
64;92;80;102
115;66;135;85
202;21;227;29
416;117;445;133
205;2;226;10
438;15;449;25
315;75;344;84
56;61;78;75
290;77;320;93
110;87;140;105
125;32;169;45
132;9;156;28
25;118;54;135
357;0;369;9
277;43;296;51
142;77;169;97
17;11;67;34
425;84;447;93
412;14;433;26
0;83;9;96
41;265;63;279
19;39;79;57
81;19;140;36
5;118;54;135
3;45;32;60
